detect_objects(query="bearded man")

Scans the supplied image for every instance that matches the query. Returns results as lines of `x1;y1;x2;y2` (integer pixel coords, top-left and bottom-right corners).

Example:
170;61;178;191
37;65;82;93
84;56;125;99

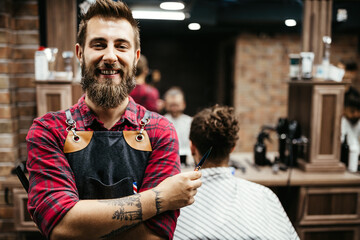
26;1;202;239
341;86;360;170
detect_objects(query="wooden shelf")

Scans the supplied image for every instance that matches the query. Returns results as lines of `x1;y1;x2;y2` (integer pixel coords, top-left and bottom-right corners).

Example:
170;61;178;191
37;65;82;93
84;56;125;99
288;79;350;85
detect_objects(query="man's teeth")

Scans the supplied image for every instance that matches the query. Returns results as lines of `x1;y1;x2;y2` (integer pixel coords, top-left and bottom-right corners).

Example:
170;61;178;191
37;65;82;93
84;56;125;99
100;70;118;75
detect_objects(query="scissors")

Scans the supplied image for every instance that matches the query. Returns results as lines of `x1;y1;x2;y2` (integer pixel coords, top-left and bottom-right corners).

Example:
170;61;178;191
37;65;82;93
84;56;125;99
194;146;213;171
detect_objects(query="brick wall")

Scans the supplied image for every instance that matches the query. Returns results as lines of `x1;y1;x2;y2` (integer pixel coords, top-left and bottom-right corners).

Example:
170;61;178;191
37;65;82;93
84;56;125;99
0;0;38;237
233;33;359;153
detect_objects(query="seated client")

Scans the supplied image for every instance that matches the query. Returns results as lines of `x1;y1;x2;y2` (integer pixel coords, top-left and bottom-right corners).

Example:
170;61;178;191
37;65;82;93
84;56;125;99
174;105;299;240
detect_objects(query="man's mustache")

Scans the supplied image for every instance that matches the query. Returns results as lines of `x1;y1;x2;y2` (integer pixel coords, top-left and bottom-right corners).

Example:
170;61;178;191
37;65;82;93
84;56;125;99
97;62;124;71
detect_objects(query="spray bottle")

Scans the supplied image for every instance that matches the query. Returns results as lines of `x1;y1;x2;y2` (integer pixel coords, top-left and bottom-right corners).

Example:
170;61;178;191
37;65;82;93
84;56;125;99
254;131;271;166
34;46;49;80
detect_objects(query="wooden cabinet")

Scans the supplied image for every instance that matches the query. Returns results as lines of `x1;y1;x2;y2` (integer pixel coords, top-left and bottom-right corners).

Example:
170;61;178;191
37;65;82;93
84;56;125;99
288;80;346;172
36;81;83;117
13;188;37;232
298;187;360;225
296;186;360;240
0;177;45;240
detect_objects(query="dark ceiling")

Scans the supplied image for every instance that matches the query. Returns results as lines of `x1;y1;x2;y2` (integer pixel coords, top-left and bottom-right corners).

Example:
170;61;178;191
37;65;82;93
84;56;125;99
123;0;360;36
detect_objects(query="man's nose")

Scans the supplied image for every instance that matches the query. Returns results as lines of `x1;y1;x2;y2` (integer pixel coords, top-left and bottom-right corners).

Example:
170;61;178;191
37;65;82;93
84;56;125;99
102;46;117;65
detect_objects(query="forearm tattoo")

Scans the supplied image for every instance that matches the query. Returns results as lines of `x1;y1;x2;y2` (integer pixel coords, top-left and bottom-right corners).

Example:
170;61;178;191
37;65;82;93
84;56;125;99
152;189;162;215
98;194;142;238
98;195;142;208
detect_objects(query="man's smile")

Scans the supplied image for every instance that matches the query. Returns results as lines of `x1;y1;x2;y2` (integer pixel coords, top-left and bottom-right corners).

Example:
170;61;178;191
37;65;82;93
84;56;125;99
96;68;123;79
100;69;119;75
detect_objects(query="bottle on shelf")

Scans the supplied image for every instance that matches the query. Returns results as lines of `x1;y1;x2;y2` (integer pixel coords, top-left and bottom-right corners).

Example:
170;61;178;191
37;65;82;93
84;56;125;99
34;46;49;80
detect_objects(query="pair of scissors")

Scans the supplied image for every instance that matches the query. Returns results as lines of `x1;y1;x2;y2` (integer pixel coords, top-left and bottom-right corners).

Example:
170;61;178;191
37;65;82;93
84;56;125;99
194;146;213;171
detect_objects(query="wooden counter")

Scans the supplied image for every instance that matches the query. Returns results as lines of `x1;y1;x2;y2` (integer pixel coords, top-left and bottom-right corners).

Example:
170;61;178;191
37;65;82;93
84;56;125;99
213;152;360;187
232;160;360;187
183;157;360;186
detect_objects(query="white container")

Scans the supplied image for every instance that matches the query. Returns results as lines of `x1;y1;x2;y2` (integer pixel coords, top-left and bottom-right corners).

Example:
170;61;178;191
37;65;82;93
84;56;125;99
289;54;300;80
315;59;330;80
300;52;314;79
35;48;49;80
328;65;345;82
348;147;359;172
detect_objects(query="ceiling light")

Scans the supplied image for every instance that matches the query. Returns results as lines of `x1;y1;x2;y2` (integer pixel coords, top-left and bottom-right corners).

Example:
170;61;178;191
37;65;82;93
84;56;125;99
132;10;185;20
337;9;347;22
160;2;185;10
285;19;296;27
188;23;201;30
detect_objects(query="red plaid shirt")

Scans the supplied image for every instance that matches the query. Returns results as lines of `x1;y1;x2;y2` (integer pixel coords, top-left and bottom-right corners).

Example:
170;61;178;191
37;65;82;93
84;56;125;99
26;96;180;239
130;84;159;112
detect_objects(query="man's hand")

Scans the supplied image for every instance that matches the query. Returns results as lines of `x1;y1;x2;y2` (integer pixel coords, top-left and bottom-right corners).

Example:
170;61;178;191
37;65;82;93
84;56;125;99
152;171;202;213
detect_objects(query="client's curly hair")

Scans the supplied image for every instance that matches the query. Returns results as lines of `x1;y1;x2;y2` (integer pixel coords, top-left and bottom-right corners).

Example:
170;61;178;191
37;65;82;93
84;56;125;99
190;105;240;163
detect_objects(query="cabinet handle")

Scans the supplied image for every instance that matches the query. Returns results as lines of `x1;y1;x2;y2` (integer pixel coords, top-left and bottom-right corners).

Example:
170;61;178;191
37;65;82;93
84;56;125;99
4;187;9;205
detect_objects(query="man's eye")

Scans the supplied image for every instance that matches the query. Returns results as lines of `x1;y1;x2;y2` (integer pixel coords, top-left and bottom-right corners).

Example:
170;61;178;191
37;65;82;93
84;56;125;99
92;43;105;48
116;44;128;49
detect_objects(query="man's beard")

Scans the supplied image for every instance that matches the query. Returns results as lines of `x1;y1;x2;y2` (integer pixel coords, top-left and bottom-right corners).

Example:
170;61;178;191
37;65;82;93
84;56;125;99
81;58;136;109
348;117;360;126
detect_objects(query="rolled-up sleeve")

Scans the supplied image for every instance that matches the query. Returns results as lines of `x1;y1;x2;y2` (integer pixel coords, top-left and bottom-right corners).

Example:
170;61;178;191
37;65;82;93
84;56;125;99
26;117;79;238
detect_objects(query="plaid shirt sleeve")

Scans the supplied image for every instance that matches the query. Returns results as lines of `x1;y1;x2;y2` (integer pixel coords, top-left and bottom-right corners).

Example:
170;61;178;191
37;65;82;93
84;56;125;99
139;113;181;240
26;113;79;239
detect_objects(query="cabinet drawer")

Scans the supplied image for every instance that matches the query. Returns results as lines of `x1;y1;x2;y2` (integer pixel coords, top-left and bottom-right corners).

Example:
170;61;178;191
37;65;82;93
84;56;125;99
298;187;360;225
297;225;360;240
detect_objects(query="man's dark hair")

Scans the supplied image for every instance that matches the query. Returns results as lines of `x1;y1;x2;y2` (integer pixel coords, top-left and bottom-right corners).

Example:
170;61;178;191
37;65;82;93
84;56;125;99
77;0;140;50
345;86;360;110
135;54;148;77
340;59;358;71
190;105;240;163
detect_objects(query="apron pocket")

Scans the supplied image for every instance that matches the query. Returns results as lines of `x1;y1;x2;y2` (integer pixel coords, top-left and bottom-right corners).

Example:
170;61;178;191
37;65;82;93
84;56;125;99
85;177;134;199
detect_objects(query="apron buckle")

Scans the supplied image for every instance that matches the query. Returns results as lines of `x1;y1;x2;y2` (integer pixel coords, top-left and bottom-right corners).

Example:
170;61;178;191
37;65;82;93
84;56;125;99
136;115;150;142
66;118;81;143
71;128;81;143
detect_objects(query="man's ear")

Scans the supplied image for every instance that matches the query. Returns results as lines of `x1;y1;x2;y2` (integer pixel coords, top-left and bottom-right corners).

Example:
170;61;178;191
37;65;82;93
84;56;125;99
135;49;140;65
190;141;196;156
190;141;200;164
190;141;201;158
75;43;83;65
230;146;236;153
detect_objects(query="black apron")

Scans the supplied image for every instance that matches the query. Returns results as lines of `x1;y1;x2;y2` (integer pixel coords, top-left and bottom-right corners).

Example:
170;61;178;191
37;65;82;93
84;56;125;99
63;109;152;200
